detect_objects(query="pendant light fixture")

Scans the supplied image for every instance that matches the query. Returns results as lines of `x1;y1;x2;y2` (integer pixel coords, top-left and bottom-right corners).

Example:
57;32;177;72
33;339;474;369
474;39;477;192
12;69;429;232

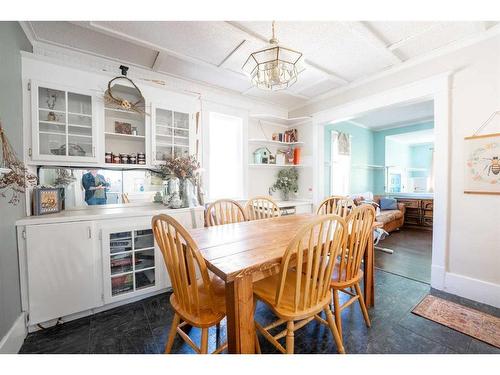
242;21;303;91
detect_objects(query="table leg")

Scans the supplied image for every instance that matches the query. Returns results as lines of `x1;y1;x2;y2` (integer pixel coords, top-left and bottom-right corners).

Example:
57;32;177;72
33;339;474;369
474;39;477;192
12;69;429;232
364;230;375;307
225;275;255;354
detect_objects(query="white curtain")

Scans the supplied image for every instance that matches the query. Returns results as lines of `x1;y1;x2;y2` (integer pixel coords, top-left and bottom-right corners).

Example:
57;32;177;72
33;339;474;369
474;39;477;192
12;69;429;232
330;131;351;196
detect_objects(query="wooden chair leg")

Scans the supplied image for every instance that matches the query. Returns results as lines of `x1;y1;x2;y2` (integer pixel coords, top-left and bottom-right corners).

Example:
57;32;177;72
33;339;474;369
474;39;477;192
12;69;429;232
355;283;371;327
332;289;342;340
200;328;209;354
324;307;345;354
165;312;180;354
255;328;261;354
286;321;294;354
216;322;221;345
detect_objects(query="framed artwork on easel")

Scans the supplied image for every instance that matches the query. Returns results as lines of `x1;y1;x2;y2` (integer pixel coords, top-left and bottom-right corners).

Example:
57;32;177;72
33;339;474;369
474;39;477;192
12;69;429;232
464;132;500;195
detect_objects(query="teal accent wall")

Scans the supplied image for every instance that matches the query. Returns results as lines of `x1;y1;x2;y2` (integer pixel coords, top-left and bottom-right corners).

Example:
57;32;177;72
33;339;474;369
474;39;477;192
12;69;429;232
373;121;434;193
323;121;434;197
324;122;375;196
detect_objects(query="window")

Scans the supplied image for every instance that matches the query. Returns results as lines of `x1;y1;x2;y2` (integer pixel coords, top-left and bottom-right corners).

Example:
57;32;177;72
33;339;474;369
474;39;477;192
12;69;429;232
208;112;244;200
330;131;351;195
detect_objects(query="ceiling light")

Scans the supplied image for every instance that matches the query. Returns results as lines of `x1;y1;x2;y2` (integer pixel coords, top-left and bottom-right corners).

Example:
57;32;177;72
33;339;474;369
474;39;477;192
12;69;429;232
242;21;303;91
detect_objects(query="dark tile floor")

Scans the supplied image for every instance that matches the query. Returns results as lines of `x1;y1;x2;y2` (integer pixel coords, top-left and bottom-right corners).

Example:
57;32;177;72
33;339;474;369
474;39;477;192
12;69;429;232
19;270;500;354
375;228;432;283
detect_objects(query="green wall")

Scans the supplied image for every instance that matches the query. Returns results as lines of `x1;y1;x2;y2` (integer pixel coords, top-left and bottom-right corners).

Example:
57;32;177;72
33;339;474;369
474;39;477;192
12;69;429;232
0;22;32;343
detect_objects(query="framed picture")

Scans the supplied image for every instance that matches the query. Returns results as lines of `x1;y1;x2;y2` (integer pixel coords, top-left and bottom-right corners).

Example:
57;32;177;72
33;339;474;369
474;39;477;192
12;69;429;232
464;132;500;195
33;187;63;215
114;121;132;135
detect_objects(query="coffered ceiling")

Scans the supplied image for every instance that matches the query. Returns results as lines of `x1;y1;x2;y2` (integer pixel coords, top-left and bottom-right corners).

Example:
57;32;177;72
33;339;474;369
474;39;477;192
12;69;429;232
22;21;497;110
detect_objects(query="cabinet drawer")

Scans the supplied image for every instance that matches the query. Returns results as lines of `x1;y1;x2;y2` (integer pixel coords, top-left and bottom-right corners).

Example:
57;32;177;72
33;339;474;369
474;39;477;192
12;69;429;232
405;207;420;216
421;200;433;210
398;199;420;209
405;216;421;225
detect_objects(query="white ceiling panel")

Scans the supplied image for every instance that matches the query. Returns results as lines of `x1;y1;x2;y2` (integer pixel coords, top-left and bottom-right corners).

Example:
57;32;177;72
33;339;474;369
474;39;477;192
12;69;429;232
157;53;252;93
90;21;248;66
297;79;342;98
396;22;485;59
25;21;494;111
30;22;157;68
237;21;396;81
365;21;440;46
244;87;306;108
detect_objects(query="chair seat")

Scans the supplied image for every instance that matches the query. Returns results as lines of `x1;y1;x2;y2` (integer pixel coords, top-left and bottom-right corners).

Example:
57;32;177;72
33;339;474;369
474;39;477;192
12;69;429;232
254;271;330;321
170;273;226;328
330;264;363;288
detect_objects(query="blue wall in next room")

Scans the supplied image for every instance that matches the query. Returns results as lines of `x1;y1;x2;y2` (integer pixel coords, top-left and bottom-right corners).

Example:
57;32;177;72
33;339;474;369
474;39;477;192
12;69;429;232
373;121;434;194
324;122;375;196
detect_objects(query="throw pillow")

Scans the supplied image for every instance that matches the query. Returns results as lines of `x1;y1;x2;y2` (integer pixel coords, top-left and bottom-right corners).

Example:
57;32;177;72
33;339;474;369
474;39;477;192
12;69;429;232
380;197;398;210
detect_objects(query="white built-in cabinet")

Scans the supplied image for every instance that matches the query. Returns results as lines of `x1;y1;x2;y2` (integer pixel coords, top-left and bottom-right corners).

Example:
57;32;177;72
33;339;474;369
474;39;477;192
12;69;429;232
151;102;195;165
18;206;205;327
24;221;101;325
30;81;98;163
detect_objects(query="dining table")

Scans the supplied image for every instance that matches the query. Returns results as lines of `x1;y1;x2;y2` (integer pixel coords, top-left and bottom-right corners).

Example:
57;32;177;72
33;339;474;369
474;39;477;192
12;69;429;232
187;213;381;354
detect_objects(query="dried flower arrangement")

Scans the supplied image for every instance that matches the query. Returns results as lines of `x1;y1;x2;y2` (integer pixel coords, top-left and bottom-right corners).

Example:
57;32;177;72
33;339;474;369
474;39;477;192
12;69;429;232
158;155;200;180
0;123;37;205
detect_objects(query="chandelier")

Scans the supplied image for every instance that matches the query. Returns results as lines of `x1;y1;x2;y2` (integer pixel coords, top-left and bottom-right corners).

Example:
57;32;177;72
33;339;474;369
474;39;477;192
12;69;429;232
242;21;303;91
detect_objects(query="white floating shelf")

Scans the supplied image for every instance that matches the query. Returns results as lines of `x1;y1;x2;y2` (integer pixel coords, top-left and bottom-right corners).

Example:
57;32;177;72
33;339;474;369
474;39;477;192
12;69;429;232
105;107;143;116
248;164;306;168
250;113;312;126
105;132;145;140
249;139;304;146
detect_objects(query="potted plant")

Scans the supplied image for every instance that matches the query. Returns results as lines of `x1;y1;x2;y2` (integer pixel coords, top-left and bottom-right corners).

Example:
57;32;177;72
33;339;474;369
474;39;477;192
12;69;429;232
270;167;299;201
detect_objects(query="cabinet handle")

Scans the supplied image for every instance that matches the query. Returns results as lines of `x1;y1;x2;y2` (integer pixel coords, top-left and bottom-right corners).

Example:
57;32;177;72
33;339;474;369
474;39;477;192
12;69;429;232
87;227;92;239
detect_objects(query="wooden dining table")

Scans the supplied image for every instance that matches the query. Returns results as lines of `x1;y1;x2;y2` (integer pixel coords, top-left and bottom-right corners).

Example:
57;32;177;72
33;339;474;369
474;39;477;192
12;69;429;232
187;213;380;354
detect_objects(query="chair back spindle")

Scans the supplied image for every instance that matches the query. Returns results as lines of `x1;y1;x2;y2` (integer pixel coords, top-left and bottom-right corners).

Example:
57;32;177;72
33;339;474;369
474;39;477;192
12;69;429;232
335;205;376;283
245;196;281;221
205;199;247;227
152;214;217;318
275;215;347;314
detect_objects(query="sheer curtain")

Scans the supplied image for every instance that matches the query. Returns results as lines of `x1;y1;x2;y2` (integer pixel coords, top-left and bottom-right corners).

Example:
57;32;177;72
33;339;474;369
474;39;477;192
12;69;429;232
330;131;351;196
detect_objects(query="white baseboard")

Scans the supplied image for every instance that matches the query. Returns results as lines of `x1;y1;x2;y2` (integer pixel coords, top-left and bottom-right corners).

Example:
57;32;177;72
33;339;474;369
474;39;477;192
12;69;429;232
0;313;27;354
443;272;500;309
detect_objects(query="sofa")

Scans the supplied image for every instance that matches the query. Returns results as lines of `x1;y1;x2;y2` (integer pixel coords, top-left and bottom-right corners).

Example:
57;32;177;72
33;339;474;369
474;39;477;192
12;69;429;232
373;196;405;233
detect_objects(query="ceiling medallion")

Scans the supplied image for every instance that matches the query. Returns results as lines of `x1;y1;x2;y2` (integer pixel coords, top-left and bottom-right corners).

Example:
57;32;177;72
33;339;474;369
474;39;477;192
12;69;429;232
242;21;304;91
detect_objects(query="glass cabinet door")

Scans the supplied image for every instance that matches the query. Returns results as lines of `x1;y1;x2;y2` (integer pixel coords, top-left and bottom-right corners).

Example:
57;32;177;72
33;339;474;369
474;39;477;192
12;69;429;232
153;107;191;163
107;228;156;298
33;84;96;161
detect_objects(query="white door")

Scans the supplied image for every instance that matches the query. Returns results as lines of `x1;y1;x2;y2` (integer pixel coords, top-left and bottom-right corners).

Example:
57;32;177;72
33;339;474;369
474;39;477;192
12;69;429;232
26;221;102;324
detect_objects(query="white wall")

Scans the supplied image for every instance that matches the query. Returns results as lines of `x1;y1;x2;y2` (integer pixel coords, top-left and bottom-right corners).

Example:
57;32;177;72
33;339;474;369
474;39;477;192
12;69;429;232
293;34;500;307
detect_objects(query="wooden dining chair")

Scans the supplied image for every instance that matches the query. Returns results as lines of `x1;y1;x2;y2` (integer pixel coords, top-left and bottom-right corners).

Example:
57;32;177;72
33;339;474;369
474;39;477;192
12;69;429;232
253;214;348;354
334;198;356;219
329;204;376;341
151;214;227;354
316;196;347;215
245;196;281;221
205;199;247;227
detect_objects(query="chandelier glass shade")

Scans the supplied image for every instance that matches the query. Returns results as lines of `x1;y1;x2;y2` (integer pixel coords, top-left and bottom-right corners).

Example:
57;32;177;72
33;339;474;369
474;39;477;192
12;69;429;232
242;22;303;91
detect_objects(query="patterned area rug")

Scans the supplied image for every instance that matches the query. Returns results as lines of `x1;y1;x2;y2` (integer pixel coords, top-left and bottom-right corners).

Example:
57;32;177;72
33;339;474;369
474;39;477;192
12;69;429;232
412;295;500;348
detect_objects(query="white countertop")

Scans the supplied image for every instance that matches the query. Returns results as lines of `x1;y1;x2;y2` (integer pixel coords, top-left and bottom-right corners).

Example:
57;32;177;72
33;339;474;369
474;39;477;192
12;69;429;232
16;203;204;226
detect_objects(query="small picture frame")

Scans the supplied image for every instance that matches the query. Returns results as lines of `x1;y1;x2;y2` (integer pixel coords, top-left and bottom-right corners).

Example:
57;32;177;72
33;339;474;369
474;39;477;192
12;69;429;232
114;121;132;135
464;132;500;195
33;187;63;215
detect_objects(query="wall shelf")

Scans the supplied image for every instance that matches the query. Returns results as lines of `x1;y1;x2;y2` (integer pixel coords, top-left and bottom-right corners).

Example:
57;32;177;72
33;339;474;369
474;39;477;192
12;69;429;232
248;163;305;168
248;139;304;146
104;132;145;140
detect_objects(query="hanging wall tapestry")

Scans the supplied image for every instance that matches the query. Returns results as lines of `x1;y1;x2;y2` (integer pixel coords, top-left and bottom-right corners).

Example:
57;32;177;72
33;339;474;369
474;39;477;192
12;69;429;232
464;132;500;195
